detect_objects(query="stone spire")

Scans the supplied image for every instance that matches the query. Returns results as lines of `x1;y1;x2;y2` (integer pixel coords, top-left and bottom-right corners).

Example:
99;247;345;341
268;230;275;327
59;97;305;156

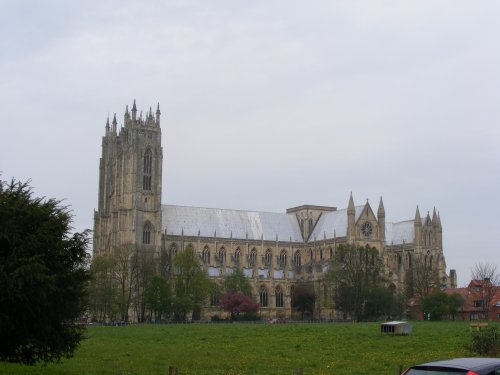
377;196;385;241
105;116;110;133
156;103;161;126
347;192;355;239
377;196;385;217
112;113;117;133
414;205;422;225
414;205;422;246
131;99;137;121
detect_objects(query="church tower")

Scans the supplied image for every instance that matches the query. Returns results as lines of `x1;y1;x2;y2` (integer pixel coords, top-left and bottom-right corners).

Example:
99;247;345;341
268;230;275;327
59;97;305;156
93;101;163;255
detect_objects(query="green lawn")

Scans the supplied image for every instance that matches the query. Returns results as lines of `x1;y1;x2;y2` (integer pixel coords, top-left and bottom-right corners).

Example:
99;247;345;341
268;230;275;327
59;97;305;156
0;321;482;375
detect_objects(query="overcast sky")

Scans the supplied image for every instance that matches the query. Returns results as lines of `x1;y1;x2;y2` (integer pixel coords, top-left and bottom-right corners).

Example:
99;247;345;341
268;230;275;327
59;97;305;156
1;1;499;286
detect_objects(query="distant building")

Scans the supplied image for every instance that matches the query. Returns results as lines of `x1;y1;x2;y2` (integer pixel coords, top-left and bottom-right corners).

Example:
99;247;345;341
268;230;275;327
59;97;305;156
444;279;500;321
93;101;455;320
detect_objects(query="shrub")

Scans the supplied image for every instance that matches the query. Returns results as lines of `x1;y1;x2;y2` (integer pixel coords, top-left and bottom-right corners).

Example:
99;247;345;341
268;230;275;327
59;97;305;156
467;326;498;356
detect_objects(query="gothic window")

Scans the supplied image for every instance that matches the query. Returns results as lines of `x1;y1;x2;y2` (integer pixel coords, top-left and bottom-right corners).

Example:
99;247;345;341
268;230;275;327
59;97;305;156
233;248;241;265
260;285;268;307
249;248;257;267
265;249;272;266
142;222;152;244
329;247;333;259
398;254;402;266
308;218;313;234
169;244;178;258
202;246;210;264
143;149;153;191
275;285;283;308
408;253;412;269
309;249;314;263
218;247;226;266
319;248;323;260
429;256;433;270
294;251;301;267
279;249;287;267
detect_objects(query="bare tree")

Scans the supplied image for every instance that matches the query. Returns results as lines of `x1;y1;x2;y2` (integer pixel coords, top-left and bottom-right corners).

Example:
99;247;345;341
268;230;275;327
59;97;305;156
411;254;440;298
112;244;135;321
471;262;499;320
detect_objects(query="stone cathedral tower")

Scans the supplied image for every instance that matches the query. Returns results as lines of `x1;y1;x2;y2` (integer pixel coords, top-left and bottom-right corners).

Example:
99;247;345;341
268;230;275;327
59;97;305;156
93;101;163;255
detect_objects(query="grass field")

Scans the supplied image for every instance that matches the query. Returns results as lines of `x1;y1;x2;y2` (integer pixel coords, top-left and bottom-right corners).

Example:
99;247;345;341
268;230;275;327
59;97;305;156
0;321;486;375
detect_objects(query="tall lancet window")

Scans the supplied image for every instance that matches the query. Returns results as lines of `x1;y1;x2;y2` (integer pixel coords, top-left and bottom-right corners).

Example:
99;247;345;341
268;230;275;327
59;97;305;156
143;222;152;244
143;149;152;190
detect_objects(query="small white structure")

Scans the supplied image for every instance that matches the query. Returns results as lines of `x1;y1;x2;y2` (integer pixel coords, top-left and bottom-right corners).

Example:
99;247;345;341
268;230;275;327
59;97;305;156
380;321;412;335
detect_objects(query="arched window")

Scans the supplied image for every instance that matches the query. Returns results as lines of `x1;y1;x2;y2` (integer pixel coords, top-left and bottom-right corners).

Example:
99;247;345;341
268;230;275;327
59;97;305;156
233;248;241;265
202;246;210;264
308;218;313;234
329;247;333;259
143;149;153;191
265;249;272;266
169;243;177;258
279;249;287;267
408;253;412;269
429;256;433;270
319;248;323;260
294;251;301;267
275;285;283;308
218;247;226;266
309;249;314;263
260;285;268;307
398;253;402;266
249;248;257;267
143;222;152;244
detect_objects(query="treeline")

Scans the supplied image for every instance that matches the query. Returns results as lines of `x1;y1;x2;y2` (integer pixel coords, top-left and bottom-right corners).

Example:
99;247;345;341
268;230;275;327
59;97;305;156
89;242;467;323
88;246;210;322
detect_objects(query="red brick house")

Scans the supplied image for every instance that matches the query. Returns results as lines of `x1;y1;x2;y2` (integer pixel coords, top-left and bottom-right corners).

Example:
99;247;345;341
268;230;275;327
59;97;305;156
444;279;500;321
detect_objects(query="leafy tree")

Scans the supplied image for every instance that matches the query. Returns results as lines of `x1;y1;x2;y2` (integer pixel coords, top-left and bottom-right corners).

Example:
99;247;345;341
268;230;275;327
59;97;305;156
291;284;316;320
0;179;90;364
172;246;210;321
145;275;172;321
421;291;450;320
325;244;390;321
220;292;259;320
421;291;465;321
222;268;252;295
88;254;118;322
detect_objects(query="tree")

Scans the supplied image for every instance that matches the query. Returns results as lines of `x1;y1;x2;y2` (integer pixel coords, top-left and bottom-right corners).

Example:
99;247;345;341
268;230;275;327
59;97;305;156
131;249;156;322
405;254;439;299
0;179;90;364
471;262;499;320
172;246;210;321
421;291;465;321
222;268;252;295
220;292;259;320
291;284;316;320
325;244;390;321
145;275;172;321
88;253;117;322
112;244;135;322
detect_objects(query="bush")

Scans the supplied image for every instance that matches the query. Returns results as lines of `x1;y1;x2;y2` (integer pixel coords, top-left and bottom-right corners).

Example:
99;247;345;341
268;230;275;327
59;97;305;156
467;326;498;356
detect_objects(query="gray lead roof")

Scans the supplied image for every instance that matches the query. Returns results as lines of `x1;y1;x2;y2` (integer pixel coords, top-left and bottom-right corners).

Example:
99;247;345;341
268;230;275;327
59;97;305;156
162;204;415;245
162;205;303;242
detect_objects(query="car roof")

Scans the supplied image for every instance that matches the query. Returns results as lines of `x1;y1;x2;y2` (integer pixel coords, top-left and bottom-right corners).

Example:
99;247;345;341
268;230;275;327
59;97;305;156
414;358;500;371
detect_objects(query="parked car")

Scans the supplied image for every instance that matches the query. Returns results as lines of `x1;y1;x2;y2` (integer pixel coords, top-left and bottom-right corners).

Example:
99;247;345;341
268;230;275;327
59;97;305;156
402;358;500;375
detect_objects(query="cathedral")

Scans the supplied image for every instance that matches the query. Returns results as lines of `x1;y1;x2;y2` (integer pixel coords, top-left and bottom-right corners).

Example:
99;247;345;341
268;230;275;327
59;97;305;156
93;101;456;320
